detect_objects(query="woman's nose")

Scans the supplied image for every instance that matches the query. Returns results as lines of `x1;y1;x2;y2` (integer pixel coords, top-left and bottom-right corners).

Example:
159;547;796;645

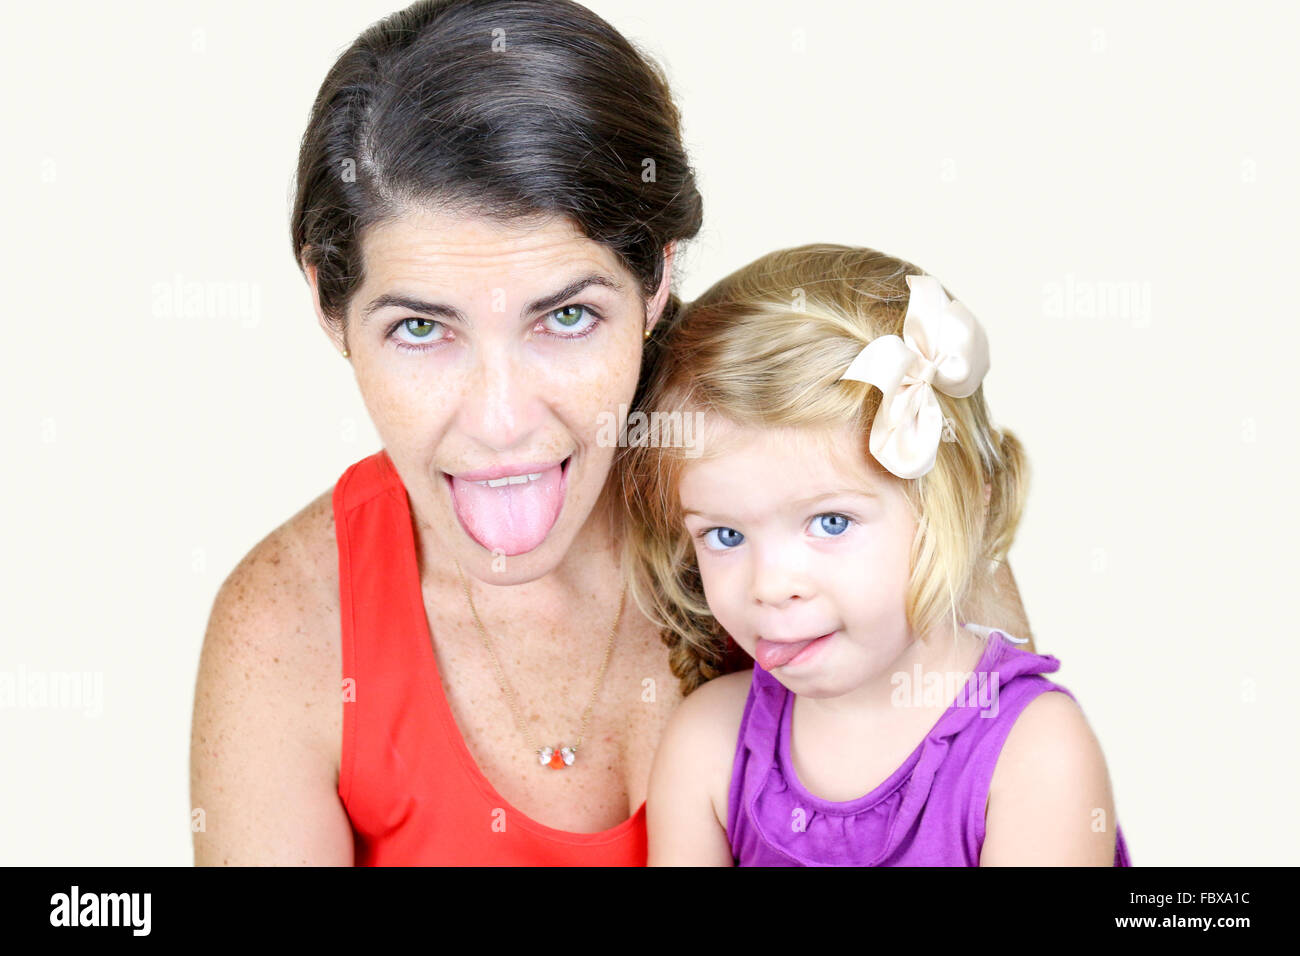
458;345;538;450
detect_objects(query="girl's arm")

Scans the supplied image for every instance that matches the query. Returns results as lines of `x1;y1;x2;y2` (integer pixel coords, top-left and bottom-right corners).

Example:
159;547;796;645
646;670;750;866
979;690;1119;865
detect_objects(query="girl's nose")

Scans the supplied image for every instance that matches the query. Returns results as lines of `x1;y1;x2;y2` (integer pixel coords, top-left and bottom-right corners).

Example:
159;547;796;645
749;543;811;608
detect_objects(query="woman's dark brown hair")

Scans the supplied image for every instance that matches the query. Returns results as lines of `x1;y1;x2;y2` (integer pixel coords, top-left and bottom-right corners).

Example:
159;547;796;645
290;0;703;338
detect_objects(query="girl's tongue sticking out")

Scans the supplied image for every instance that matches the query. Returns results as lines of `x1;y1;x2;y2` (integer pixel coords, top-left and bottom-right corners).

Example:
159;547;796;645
755;634;828;671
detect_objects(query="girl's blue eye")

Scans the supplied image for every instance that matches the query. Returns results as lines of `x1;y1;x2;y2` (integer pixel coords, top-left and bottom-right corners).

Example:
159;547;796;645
391;317;449;351
810;513;851;538
702;527;745;550
542;304;602;337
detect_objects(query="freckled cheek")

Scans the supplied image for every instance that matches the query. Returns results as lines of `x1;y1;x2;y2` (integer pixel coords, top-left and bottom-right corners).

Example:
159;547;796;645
357;367;460;446
583;321;643;383
543;339;642;435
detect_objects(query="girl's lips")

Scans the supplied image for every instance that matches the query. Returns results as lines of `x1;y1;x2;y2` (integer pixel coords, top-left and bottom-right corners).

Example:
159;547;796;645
754;631;836;671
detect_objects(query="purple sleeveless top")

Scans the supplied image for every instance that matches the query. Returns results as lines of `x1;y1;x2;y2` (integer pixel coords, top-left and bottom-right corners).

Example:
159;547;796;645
726;631;1132;866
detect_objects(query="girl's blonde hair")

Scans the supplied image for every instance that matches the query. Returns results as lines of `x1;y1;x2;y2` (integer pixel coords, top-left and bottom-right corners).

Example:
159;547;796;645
617;244;1029;696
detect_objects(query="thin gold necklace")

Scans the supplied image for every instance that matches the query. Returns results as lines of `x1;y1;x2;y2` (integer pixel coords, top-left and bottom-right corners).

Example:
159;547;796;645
454;562;626;770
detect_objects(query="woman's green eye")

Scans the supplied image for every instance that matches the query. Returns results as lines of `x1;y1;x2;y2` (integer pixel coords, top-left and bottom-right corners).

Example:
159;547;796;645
552;305;585;327
540;304;602;338
390;317;450;353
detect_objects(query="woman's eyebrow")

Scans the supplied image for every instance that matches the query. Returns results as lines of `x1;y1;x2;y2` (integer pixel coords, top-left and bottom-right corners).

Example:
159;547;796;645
362;293;463;324
525;273;623;314
360;273;623;325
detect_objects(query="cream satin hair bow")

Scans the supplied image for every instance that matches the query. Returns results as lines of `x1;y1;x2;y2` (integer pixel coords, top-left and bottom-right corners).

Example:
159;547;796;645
838;274;990;479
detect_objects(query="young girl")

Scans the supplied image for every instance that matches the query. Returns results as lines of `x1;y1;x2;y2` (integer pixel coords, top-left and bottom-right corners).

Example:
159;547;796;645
621;244;1131;866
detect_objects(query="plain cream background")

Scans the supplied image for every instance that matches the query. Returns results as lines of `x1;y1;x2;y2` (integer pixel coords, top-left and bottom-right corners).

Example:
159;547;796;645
3;0;1296;865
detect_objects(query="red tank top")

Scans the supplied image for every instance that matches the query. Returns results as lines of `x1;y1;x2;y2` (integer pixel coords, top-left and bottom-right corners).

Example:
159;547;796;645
333;449;648;865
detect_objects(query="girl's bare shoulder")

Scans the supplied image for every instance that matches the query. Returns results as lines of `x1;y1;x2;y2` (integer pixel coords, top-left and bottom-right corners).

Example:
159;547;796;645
682;667;754;717
664;667;754;753
652;667;753;829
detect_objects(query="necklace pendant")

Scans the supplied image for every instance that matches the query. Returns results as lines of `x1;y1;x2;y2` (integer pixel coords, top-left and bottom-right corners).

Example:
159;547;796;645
538;745;576;769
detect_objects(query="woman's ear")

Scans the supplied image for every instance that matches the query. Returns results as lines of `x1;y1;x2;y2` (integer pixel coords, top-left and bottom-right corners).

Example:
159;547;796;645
302;254;347;354
645;241;678;334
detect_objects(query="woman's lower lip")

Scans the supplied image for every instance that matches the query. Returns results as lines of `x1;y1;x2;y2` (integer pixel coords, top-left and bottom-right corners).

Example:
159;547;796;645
441;454;571;485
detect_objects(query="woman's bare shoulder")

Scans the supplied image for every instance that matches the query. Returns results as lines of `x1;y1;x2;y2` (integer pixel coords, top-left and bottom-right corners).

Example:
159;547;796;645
215;487;338;639
190;485;354;864
198;486;342;763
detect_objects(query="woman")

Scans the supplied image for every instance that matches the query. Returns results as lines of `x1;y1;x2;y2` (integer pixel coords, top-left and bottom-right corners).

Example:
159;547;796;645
189;0;1031;865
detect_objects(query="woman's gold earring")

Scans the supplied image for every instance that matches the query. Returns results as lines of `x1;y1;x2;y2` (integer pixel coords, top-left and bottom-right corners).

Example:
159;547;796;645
341;348;350;358
643;327;652;341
